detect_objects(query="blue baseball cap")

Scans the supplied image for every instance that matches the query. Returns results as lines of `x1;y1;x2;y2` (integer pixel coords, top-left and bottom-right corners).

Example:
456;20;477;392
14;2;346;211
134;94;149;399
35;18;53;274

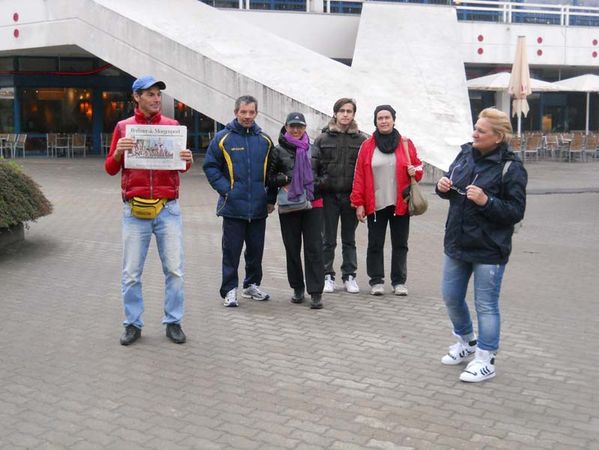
132;75;166;92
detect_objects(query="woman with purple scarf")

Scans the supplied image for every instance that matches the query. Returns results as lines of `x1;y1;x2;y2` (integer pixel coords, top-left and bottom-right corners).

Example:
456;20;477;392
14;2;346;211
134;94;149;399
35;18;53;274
267;112;325;309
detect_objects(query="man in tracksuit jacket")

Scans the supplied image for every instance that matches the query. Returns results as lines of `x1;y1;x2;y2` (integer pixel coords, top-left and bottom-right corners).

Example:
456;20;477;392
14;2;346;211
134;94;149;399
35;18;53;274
203;95;274;307
105;75;193;346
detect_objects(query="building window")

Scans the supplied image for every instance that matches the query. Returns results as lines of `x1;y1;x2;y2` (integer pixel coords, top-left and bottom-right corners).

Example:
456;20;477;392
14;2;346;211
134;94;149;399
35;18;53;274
250;0;306;10
174;101;218;150
102;91;134;132
0;57;15;71
0;87;14;132
202;0;239;7
329;1;362;14
21;88;94;133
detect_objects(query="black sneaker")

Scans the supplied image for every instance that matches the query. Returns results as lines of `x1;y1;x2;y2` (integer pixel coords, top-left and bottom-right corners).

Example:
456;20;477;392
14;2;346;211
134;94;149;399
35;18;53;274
120;325;141;346
310;294;323;310
166;323;186;344
291;288;305;304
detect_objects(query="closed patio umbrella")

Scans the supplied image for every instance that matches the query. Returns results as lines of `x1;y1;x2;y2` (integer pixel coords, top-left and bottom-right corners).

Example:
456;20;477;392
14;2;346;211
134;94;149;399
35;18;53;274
553;74;599;135
508;36;532;137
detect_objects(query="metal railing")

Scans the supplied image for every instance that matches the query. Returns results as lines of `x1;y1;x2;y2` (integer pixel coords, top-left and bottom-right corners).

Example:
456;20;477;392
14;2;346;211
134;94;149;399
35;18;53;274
202;0;599;26
453;0;599;26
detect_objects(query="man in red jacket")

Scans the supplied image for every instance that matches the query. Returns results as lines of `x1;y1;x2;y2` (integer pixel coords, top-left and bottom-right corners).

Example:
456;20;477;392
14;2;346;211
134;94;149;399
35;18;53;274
105;75;193;346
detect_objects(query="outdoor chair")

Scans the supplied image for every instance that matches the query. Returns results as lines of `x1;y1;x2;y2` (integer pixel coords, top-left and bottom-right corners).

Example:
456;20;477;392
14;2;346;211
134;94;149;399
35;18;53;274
0;133;8;158
46;133;58;157
101;132;112;156
544;133;561;160
584;133;599;160
54;134;70;157
5;133;17;158
70;133;87;158
510;136;522;153
565;134;586;162
14;134;27;158
522;134;541;161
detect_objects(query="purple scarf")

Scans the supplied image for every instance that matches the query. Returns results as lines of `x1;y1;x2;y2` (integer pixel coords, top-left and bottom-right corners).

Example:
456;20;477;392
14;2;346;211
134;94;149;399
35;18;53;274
284;131;314;201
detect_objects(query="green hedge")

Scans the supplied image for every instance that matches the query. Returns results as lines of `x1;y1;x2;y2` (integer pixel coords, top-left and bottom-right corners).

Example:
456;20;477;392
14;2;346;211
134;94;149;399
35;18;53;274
0;160;52;228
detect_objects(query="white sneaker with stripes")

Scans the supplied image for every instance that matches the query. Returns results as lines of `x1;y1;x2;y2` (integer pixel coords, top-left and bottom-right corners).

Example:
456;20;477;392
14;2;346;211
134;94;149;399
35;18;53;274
441;335;477;365
223;288;238;307
242;284;270;301
459;348;496;383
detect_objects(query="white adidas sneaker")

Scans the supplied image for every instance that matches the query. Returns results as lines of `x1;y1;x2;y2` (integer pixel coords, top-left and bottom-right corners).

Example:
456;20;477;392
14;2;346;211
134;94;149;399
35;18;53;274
459;348;496;383
441;335;477;365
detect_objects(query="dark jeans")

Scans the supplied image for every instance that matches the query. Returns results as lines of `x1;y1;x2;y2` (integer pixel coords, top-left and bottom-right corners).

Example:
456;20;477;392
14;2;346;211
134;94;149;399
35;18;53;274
366;205;410;286
279;208;324;295
220;217;266;298
322;193;358;281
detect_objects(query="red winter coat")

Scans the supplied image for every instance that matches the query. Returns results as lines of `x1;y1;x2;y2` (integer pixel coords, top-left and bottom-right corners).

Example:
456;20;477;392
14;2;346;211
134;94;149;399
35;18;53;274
104;109;190;200
350;135;423;217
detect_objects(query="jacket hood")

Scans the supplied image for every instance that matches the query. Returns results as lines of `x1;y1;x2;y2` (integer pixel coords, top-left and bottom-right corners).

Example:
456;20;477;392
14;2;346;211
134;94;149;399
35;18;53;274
278;125;310;152
226;119;262;135
322;118;361;135
278;126;295;151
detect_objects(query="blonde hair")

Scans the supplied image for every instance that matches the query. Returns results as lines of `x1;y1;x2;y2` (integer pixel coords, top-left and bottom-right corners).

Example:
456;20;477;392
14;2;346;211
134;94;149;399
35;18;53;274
478;107;513;144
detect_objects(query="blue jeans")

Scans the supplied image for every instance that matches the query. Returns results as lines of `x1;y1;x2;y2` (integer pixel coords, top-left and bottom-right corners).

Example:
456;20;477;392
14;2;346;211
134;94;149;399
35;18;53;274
441;254;505;351
121;200;184;328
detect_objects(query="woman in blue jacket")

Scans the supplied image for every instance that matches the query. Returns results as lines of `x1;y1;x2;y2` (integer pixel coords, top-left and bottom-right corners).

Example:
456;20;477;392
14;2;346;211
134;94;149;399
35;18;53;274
436;107;527;383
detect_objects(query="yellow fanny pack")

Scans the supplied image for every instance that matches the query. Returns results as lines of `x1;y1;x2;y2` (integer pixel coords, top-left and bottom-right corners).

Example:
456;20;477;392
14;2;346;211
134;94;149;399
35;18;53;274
130;197;167;219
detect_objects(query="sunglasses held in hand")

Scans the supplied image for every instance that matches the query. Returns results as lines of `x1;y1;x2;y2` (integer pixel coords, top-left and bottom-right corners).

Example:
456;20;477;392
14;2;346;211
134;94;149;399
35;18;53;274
449;167;478;196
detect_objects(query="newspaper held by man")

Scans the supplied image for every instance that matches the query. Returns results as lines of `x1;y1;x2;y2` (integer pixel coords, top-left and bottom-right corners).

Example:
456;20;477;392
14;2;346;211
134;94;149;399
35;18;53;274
124;125;187;170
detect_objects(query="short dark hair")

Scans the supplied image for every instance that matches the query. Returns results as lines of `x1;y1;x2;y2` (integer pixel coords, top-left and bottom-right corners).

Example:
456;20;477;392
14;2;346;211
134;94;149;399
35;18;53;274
235;95;258;112
333;98;357;114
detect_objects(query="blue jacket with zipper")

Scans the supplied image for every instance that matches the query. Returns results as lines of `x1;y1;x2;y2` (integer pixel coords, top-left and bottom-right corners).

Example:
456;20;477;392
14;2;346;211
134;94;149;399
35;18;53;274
203;119;273;220
436;142;527;264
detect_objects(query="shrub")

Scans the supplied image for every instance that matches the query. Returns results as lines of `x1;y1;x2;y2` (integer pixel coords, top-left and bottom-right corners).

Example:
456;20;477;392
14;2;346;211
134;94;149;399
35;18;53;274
0;159;52;228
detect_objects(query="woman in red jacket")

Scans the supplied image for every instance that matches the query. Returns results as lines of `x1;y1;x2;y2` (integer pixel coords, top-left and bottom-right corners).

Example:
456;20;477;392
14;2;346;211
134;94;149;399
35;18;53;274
350;105;423;296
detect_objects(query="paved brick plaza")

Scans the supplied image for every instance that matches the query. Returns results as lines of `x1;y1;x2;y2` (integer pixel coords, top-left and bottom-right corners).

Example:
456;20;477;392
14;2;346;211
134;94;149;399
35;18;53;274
1;158;598;449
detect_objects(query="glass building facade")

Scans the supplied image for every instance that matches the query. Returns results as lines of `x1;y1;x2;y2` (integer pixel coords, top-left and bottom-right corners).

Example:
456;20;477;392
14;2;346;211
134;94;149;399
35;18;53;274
0;56;218;155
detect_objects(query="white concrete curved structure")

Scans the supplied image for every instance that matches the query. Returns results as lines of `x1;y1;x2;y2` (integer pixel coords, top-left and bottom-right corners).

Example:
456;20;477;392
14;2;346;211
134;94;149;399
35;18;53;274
1;0;477;168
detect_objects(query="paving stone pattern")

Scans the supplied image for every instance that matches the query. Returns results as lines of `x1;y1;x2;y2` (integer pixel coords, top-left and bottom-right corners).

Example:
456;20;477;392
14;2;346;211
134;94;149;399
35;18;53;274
1;159;598;450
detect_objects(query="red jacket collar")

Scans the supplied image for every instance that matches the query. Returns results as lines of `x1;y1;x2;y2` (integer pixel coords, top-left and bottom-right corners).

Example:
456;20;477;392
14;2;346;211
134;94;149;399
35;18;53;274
134;108;162;124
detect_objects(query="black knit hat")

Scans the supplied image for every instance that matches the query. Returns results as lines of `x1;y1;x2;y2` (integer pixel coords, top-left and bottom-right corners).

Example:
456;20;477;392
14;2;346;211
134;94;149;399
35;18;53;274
373;105;396;126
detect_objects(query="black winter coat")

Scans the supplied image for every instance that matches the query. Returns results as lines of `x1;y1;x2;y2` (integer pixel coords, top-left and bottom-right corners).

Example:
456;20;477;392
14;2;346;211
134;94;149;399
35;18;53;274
312;119;367;194
436;142;527;264
266;127;319;201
